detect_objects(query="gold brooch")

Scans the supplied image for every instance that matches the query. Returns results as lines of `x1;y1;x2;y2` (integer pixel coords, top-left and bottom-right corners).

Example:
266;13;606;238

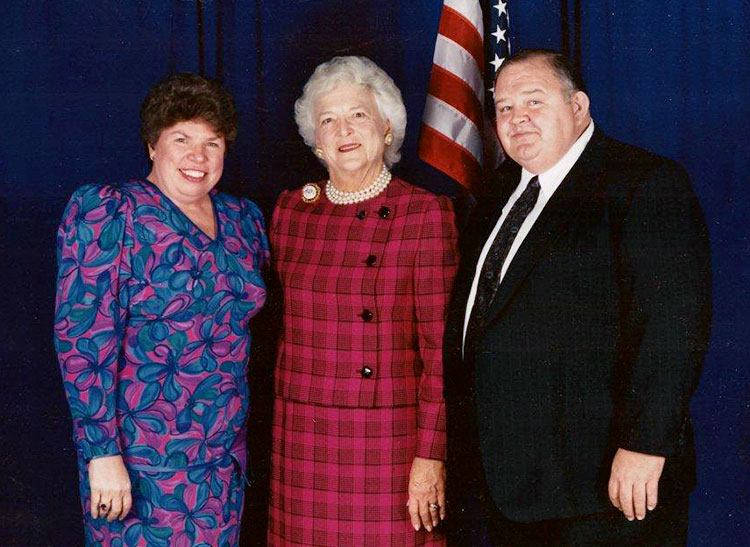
301;183;321;203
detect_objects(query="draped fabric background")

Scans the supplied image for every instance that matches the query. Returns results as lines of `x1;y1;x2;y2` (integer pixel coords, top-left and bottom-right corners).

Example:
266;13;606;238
0;1;747;545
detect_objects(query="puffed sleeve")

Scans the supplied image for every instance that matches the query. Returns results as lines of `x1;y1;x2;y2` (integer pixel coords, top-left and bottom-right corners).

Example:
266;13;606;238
239;197;270;271
413;195;459;460
54;184;134;462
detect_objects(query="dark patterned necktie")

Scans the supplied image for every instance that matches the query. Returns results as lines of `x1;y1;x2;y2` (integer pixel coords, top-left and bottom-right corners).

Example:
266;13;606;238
465;176;541;351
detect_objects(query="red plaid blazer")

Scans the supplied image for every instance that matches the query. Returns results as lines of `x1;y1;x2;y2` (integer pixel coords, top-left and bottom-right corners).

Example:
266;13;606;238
270;177;458;459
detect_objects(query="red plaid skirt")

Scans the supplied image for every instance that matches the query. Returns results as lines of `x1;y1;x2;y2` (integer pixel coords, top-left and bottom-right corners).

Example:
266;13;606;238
268;397;446;546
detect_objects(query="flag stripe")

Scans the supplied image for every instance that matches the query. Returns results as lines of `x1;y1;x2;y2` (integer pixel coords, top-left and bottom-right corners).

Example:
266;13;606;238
422;96;483;163
433;34;484;101
420;1;510;190
444;0;483;34
418;124;482;189
439;6;484;69
427;65;484;131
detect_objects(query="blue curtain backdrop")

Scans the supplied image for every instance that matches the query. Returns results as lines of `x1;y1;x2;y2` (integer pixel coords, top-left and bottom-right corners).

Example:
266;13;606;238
0;1;746;545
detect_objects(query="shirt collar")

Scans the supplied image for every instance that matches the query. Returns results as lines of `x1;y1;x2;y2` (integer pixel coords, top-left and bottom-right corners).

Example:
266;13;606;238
520;121;595;194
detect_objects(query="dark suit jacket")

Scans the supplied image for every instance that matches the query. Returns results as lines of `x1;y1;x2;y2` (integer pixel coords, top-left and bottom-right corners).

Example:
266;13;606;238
444;129;712;523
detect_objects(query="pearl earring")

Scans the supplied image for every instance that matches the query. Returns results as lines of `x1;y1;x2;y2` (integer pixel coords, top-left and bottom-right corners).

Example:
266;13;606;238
384;133;393;146
314;148;324;158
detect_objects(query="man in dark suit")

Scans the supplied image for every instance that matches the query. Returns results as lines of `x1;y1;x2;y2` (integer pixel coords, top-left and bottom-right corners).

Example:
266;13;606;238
445;50;711;545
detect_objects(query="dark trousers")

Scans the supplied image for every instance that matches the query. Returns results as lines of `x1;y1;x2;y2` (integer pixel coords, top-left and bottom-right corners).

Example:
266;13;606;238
484;498;690;547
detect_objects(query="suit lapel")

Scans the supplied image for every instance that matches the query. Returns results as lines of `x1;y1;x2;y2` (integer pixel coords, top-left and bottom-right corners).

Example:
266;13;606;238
444;167;519;357
484;130;609;325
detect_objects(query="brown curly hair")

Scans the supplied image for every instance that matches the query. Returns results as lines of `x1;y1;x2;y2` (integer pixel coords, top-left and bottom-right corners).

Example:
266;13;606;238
139;73;238;151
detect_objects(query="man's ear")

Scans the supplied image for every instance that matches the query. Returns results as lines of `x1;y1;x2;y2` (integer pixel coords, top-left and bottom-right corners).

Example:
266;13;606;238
571;90;591;122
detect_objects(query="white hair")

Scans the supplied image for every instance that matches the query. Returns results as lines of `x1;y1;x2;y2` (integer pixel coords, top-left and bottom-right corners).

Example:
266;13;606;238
294;56;407;167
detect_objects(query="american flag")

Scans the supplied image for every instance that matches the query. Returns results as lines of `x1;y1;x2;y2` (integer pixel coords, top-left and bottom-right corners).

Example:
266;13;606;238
418;0;511;191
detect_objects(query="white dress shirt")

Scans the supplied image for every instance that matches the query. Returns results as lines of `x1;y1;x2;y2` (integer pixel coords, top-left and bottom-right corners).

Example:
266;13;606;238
462;122;595;350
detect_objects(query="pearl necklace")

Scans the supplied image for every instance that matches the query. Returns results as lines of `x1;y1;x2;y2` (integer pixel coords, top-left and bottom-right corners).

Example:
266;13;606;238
325;166;392;205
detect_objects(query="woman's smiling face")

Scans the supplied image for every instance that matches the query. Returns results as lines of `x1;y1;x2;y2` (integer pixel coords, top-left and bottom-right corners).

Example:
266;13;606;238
147;119;226;204
313;82;389;179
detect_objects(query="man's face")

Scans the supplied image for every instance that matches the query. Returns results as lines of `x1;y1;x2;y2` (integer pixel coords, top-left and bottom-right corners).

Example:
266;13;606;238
494;57;589;174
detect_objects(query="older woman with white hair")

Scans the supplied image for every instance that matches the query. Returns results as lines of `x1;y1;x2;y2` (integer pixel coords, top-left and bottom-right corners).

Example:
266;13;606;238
267;56;458;546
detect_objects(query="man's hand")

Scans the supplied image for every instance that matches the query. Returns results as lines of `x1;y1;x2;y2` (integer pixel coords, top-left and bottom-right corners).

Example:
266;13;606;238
608;448;665;521
407;456;446;532
88;454;132;522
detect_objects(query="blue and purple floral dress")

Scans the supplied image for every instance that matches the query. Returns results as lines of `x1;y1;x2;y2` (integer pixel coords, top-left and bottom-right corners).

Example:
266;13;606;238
54;180;268;546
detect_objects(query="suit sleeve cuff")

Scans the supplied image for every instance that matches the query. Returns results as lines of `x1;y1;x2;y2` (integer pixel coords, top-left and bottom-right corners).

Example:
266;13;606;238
416;401;447;460
618;412;689;457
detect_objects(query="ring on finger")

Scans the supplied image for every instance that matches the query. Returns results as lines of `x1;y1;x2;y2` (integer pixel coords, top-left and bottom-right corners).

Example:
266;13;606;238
99;503;110;513
428;503;439;511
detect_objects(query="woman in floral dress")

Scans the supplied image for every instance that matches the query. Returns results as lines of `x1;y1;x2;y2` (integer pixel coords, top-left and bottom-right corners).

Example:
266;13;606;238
54;73;268;546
